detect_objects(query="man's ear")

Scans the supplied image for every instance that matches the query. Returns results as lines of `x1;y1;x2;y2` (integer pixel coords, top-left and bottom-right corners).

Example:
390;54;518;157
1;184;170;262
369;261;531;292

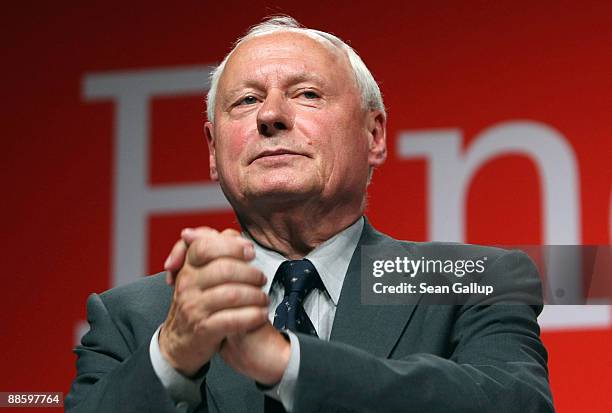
204;121;219;181
366;110;387;168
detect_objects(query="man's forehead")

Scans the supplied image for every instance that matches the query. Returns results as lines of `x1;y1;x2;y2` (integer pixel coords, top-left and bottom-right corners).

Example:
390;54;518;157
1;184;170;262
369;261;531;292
221;31;348;81
235;30;343;59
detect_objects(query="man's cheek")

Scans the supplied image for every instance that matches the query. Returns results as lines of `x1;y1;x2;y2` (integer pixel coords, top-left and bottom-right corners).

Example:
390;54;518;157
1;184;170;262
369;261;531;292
217;131;248;160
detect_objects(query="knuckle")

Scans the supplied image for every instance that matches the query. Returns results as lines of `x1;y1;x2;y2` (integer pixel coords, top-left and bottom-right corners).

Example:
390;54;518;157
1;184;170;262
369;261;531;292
244;308;261;326
175;265;196;286
176;294;193;315
242;267;262;285
194;237;210;258
175;276;190;293
253;269;265;283
187;305;206;328
223;287;240;304
194;319;210;335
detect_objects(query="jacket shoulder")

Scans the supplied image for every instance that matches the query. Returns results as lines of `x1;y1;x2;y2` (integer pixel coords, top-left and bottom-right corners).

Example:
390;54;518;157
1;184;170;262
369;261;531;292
364;220;513;261
94;273;172;329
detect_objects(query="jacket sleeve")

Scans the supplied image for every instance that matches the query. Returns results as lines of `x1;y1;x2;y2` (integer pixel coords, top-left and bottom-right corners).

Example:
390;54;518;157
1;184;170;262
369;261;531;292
292;250;555;413
65;293;197;413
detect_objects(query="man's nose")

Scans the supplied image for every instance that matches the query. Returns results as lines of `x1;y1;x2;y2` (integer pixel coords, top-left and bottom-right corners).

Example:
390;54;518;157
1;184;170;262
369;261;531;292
256;92;293;137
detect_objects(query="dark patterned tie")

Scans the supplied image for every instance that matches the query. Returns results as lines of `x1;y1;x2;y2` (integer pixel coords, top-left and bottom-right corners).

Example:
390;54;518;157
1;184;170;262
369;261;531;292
265;259;323;413
272;259;324;336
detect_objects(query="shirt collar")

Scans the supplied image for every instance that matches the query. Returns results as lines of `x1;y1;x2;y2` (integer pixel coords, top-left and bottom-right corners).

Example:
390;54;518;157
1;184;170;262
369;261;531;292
248;217;364;306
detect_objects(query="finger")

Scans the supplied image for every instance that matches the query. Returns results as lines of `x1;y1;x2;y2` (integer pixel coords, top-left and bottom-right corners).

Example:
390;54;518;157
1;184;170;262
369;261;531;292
181;226;219;244
186;233;254;267
164;239;188;271
200;283;269;313
201;306;269;337
164;239;190;286
165;227;220;284
220;228;242;238
175;259;265;293
194;258;266;289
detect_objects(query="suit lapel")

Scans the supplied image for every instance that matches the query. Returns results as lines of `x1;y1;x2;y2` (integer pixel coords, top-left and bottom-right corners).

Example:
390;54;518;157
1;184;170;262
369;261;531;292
330;220;422;358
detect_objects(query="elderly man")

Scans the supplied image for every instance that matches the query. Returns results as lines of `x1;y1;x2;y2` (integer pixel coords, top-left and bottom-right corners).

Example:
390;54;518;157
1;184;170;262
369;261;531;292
67;16;554;413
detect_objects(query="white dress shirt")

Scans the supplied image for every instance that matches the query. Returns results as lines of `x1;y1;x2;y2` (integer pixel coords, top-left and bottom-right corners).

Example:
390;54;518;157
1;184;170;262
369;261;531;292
149;217;364;412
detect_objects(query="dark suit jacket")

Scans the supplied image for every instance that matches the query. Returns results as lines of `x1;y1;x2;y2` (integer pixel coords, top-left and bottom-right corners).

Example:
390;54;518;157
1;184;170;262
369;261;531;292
66;221;554;412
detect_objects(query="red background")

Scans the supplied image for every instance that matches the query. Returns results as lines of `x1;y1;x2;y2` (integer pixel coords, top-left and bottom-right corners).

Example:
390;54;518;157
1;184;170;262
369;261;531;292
1;1;611;411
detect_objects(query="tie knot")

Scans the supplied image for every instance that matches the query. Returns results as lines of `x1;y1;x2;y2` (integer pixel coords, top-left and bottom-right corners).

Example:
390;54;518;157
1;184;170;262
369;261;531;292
275;259;323;299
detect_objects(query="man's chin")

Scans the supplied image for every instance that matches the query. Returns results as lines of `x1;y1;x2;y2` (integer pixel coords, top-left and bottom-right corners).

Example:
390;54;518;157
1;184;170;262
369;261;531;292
244;184;318;206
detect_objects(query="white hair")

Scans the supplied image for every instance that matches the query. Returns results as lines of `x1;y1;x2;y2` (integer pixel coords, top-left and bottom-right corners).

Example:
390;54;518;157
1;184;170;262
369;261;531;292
206;16;385;123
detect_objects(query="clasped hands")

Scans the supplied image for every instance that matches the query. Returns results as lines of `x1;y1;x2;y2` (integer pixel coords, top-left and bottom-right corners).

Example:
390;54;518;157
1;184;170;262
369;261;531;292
158;227;290;385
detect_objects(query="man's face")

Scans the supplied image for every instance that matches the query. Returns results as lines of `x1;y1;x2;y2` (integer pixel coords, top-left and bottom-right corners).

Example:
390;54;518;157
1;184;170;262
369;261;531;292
206;31;386;209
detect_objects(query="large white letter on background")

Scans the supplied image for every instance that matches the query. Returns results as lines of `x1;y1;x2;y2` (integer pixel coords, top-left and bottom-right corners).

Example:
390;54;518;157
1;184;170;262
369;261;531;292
398;121;609;330
84;66;230;287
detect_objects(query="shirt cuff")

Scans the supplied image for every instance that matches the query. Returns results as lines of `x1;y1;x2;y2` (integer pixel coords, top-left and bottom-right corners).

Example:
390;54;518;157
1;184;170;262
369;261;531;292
262;330;300;412
149;325;204;411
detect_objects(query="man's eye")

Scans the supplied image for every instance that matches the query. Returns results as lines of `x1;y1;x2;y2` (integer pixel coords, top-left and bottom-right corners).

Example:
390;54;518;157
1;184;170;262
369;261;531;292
302;91;320;99
239;96;258;105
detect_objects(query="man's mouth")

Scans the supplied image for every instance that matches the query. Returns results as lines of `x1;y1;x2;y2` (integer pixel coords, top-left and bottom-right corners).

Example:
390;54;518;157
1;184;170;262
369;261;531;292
251;149;304;163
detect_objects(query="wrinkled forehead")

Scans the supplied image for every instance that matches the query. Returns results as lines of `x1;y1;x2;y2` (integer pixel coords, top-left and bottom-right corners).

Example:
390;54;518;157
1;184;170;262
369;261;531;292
219;30;353;88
